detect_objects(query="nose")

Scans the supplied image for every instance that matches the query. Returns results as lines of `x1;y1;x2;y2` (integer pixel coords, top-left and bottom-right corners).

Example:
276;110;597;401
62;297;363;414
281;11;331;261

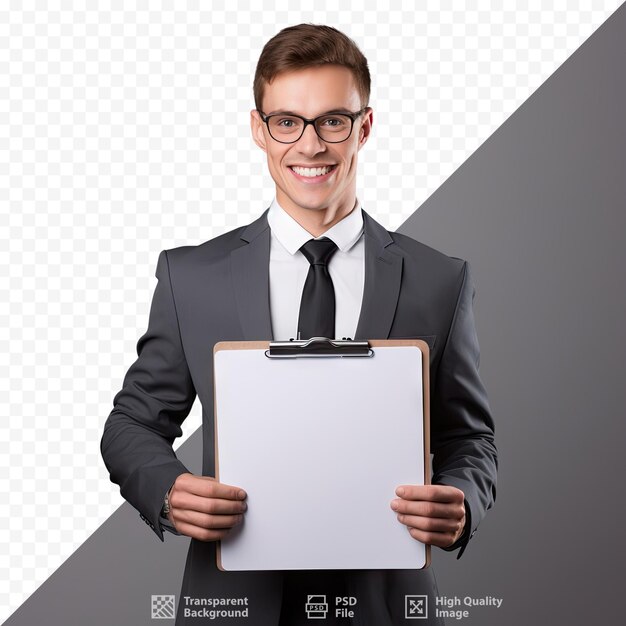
295;122;326;157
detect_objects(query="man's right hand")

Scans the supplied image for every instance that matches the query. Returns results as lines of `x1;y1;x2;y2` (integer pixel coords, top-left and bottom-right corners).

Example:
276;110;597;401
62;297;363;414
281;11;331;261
167;472;247;541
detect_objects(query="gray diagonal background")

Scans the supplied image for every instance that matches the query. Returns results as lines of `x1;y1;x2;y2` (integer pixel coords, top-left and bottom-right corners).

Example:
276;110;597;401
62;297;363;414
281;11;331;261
400;4;626;624
4;4;626;626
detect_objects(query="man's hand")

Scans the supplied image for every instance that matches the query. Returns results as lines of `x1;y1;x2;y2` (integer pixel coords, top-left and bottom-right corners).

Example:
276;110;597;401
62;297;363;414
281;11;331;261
167;473;247;541
390;484;466;548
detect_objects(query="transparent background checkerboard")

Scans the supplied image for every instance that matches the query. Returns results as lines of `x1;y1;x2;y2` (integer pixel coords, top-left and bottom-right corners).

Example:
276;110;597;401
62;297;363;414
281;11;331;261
0;0;620;620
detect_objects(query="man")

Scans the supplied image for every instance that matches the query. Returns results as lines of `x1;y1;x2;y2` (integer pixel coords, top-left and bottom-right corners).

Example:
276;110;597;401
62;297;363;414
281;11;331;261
101;24;497;625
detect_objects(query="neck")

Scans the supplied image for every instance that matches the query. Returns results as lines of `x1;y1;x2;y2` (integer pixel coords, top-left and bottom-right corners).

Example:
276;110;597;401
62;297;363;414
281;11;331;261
277;195;357;238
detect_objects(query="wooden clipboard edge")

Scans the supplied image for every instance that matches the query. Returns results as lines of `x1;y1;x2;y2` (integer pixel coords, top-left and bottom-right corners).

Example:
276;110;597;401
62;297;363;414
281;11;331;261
212;339;431;571
369;339;431;569
213;341;270;571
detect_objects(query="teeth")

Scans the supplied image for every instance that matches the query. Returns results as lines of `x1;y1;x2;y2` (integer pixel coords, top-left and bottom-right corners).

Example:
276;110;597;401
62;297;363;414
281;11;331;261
291;165;333;177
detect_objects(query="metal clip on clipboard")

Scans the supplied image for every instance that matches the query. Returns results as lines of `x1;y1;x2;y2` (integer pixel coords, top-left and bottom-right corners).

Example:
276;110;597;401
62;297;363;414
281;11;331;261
266;337;373;358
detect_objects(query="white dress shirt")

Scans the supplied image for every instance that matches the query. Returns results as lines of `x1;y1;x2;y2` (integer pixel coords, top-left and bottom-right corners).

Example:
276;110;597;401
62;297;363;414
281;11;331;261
267;198;365;341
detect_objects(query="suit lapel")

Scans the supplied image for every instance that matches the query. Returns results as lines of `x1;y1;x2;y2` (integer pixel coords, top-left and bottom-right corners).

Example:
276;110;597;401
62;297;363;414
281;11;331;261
354;211;403;340
231;210;273;340
231;208;402;341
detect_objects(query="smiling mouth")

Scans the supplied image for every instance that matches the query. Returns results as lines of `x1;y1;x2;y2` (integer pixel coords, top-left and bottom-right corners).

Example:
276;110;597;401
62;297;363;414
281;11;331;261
289;165;336;178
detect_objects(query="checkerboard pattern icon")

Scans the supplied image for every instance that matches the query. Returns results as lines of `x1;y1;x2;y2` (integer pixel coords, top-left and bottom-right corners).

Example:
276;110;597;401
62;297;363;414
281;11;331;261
151;595;176;619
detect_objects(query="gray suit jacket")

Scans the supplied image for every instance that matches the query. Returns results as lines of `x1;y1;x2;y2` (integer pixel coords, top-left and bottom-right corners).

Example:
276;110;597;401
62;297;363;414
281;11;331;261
101;209;497;625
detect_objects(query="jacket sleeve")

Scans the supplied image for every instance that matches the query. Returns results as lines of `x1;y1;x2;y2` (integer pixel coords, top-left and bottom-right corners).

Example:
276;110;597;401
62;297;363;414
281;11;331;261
101;250;196;540
431;261;498;558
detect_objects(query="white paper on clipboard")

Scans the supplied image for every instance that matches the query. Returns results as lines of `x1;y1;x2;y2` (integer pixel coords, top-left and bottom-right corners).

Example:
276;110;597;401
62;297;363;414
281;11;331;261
214;340;430;571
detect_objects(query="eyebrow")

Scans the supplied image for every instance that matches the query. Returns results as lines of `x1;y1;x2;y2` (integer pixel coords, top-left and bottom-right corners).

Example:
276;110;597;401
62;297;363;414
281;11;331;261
264;108;355;117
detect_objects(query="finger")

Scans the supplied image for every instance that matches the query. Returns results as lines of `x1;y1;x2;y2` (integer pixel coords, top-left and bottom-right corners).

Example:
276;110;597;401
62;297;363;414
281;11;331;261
395;484;464;504
396;513;463;535
171;491;248;516
173;509;244;530
174;520;233;542
405;526;461;549
390;499;465;520
175;474;247;501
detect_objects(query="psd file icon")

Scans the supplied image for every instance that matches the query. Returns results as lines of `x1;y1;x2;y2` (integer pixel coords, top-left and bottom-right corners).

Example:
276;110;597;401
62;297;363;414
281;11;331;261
305;595;329;619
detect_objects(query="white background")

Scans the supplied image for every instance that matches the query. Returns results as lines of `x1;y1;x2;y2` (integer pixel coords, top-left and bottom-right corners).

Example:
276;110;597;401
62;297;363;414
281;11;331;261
0;1;621;620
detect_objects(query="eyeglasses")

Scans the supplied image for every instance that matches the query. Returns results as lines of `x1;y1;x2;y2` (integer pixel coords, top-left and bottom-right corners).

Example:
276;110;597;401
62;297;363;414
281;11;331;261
257;108;368;144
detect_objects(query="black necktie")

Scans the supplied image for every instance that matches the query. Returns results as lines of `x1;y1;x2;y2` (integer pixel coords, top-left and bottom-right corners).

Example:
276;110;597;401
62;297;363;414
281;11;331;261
297;237;339;339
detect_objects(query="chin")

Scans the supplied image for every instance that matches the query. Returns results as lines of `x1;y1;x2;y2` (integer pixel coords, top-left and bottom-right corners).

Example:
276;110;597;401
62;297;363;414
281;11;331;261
285;191;331;211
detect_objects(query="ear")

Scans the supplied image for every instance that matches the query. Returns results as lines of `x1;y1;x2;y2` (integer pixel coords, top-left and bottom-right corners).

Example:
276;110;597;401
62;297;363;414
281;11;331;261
250;110;267;153
357;107;374;151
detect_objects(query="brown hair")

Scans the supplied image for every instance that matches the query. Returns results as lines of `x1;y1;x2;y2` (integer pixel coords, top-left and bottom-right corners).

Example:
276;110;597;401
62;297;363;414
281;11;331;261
253;24;371;111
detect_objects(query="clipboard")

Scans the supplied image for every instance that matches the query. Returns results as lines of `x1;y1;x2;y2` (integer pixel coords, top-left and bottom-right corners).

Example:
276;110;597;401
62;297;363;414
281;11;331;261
213;338;431;571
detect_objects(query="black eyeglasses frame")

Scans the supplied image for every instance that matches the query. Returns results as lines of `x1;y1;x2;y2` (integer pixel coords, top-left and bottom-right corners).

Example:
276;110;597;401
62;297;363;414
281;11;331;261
257;108;368;144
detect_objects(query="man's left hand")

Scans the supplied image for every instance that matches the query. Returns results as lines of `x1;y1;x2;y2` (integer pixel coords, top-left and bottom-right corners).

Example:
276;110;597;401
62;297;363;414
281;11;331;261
390;485;466;548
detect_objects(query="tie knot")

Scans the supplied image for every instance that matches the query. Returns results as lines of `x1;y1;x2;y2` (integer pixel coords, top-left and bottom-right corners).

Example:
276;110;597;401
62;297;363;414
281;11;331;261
300;237;338;266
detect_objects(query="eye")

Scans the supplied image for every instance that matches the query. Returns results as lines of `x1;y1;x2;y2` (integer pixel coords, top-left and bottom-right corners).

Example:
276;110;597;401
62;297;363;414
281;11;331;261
276;118;296;127
321;117;344;127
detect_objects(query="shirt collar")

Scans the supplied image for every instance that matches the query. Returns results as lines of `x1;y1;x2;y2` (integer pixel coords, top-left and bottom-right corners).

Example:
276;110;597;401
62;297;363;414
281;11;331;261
267;198;364;255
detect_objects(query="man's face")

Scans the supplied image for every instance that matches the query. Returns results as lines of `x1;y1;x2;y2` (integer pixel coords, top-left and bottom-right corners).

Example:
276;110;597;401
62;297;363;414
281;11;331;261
251;65;372;219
